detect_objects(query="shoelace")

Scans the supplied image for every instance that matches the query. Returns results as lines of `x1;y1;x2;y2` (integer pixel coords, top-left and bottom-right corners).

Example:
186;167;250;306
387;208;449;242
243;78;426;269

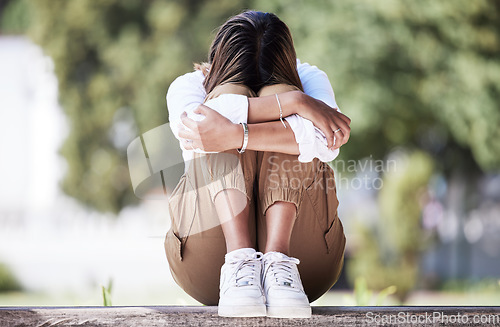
263;254;300;287
227;252;263;287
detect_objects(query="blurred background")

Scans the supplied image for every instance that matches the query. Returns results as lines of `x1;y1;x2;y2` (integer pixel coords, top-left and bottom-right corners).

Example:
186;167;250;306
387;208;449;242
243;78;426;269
0;0;499;306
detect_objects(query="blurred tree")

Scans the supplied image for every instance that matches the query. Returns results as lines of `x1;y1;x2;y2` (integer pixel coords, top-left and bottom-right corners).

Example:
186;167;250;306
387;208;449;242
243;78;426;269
4;0;497;212
256;0;500;172
4;0;251;213
254;0;500;298
0;0;30;34
2;0;498;295
347;150;434;302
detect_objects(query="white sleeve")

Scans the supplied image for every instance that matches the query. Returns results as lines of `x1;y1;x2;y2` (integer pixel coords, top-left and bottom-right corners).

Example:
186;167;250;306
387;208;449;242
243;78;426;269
298;60;340;111
202;95;248;124
166;70;248;141
285;115;340;162
186;95;249;154
167;65;342;161
288;60;341;162
166;70;206;141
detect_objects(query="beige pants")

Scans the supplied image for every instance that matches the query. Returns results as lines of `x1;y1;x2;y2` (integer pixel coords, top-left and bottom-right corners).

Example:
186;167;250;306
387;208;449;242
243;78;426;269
164;84;346;305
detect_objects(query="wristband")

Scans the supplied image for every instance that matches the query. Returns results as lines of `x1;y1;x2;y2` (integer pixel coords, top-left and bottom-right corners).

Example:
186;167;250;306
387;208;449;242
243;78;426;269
237;123;248;153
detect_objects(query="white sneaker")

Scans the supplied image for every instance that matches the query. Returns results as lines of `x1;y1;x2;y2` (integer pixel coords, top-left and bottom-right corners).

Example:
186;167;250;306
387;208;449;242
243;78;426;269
262;252;311;318
218;248;267;317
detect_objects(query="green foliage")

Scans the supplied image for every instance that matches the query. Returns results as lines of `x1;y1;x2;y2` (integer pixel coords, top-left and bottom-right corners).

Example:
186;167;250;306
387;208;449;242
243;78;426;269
0;0;31;34
348;150;434;302
20;0;250;213
3;0;498;303
353;276;372;306
254;0;499;301
344;276;397;306
5;0;499;214
101;278;113;306
256;0;500;172
442;278;500;294
375;284;398;306
0;262;22;293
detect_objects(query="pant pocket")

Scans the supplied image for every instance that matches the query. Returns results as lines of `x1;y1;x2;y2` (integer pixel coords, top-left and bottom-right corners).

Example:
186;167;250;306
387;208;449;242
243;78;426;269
303;163;342;253
324;215;346;255
165;228;183;261
168;174;198;240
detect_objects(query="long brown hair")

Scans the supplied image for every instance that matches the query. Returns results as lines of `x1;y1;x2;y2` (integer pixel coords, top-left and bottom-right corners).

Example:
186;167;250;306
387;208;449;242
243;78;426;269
201;11;303;94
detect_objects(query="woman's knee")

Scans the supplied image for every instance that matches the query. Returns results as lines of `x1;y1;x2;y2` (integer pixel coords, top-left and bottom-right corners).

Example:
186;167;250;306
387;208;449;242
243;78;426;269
197;150;257;203
258;152;318;189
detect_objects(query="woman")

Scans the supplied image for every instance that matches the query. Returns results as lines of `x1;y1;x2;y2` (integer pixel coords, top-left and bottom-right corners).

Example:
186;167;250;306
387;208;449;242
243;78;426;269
165;11;350;318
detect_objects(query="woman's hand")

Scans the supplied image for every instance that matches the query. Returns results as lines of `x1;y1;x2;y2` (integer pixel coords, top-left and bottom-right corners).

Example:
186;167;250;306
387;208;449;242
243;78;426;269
296;93;351;150
178;105;242;152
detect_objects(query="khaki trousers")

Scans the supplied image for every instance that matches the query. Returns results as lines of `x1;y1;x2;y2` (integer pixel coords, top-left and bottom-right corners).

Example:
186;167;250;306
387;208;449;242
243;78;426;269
164;84;346;305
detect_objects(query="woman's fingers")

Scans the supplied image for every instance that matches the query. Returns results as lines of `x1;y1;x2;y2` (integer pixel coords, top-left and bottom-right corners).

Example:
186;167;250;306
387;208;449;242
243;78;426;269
180;111;198;131
180;139;191;150
341;125;350;145
193;104;210;115
332;126;344;149
337;111;352;125
336;131;346;149
335;120;350;146
180;138;203;151
317;115;351;150
329;112;350;148
341;119;351;144
178;126;196;140
321;122;335;149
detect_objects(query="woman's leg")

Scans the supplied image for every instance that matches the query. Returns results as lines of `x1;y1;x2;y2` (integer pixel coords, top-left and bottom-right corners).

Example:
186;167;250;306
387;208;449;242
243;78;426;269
165;83;261;309
257;150;346;303
256;83;346;303
256;83;303;256
201;150;267;317
263;201;296;255
165;150;258;305
202;82;259;252
214;189;253;252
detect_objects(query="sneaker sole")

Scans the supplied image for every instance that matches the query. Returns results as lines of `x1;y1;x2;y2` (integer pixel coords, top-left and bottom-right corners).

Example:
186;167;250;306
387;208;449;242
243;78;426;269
267;305;312;318
218;305;267;317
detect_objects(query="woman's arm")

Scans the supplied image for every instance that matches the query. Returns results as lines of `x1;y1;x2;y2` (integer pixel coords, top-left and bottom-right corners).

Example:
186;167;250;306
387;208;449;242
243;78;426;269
247;92;350;150
167;65;349;147
168;62;351;160
247;91;301;123
178;106;299;154
166;71;248;141
246;121;299;154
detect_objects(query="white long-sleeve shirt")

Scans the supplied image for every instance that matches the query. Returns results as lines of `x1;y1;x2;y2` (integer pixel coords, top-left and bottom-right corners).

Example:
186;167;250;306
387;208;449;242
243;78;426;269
166;60;341;166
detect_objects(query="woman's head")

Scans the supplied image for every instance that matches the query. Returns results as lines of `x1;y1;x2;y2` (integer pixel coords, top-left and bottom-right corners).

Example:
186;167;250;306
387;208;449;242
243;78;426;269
202;11;303;94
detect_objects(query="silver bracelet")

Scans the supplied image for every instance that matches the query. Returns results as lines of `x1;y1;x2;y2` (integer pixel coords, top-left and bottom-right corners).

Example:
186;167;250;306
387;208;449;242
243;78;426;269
237;122;248;153
275;94;287;128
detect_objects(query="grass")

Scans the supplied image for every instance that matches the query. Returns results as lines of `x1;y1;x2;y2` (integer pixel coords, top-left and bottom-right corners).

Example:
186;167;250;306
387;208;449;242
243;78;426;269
0;263;22;293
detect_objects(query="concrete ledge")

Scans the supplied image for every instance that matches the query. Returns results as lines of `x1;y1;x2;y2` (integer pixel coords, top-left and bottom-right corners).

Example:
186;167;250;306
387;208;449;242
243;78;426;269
0;306;499;327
